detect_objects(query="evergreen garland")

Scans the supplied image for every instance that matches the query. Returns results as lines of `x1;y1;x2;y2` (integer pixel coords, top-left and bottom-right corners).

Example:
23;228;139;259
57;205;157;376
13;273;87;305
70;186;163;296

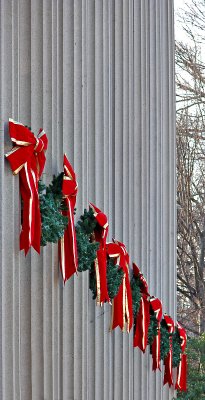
77;207;97;235
38;175;183;373
76;208;99;272
107;258;124;299
148;313;158;346
172;330;182;368
89;258;124;300
160;320;171;360
130;275;141;318
39;175;68;246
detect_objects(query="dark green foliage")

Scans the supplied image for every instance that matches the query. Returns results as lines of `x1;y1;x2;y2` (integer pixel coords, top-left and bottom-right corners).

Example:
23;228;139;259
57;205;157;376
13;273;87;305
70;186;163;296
176;334;205;400
130;275;141;318
148;314;158;346
76;208;99;272
160;321;171;361
76;226;99;272
39;179;68;246
107;258;124;299
77;207;97;235
89;265;97;299
47;172;64;196
89;258;124;301
172;331;182;368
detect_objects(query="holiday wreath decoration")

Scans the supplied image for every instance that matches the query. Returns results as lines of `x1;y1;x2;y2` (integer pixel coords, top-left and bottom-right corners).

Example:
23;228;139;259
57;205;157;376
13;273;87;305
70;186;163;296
5;118;187;392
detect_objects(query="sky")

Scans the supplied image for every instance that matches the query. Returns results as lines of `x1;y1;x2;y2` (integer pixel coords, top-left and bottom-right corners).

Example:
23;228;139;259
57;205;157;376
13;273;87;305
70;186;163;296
174;0;192;42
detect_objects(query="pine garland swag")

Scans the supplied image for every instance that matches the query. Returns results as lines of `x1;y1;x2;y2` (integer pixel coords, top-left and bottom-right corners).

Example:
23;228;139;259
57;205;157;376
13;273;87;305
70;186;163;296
160;321;171;361
148;313;158;346
77;207;97;235
130;274;141;318
89;258;124;300
76;226;99;272
172;330;182;368
76;208;99;272
107;258;124;299
39;176;68;246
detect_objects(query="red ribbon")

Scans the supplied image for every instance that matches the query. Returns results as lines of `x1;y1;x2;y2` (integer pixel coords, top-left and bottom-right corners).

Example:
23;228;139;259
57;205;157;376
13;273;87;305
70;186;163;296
5;118;48;254
89;203;109;305
59;154;78;284
133;294;150;352
150;297;163;370
163;314;175;387
107;241;133;332
175;323;187;392
132;263;150;352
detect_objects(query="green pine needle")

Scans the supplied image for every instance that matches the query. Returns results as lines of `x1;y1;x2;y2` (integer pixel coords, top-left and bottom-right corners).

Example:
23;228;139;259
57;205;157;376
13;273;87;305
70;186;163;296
172;330;182;368
39;176;68;246
76;226;99;272
107;258;124;299
160;321;171;360
130;275;142;318
148;314;159;346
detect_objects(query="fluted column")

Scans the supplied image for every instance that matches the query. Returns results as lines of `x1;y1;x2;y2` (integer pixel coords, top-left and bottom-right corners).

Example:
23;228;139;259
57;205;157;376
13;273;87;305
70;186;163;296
0;1;176;399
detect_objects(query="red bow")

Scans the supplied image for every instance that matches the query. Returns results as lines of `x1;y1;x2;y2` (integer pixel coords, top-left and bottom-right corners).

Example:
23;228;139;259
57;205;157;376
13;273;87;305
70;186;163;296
163;314;175;387
5;118;48;254
59;154;78;283
150;297;163;370
133;264;150;352
175;323;187;392
89;203;109;305
107;241;133;332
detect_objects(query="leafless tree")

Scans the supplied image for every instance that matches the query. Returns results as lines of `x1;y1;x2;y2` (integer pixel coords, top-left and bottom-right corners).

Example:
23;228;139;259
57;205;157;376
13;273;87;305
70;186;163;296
176;0;205;335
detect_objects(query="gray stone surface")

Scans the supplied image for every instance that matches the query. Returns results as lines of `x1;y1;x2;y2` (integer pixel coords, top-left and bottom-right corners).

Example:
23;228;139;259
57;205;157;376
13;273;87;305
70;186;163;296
0;0;176;399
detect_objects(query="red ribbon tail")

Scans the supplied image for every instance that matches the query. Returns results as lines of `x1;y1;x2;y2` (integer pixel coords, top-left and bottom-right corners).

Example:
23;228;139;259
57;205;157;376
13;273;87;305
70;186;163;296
19;166;41;254
175;353;187;392
133;296;150;352
163;350;173;387
95;248;110;305
152;327;161;371
59;199;78;284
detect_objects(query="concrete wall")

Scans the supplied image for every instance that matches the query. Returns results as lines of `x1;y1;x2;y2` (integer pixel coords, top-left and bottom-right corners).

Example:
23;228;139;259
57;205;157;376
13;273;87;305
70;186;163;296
0;0;176;399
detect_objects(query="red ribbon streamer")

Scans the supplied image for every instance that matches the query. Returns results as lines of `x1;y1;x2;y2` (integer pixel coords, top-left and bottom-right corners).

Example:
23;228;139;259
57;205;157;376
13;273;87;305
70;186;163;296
59;154;78;284
175;323;187;392
163;314;174;387
132;263;150;352
5;118;48;254
133;294;150;352
89;203;110;305
150;297;163;370
107;240;133;332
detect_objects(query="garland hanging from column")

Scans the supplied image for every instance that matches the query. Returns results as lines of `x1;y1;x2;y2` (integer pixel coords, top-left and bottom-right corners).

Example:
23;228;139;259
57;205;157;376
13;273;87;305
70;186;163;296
5;119;187;392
